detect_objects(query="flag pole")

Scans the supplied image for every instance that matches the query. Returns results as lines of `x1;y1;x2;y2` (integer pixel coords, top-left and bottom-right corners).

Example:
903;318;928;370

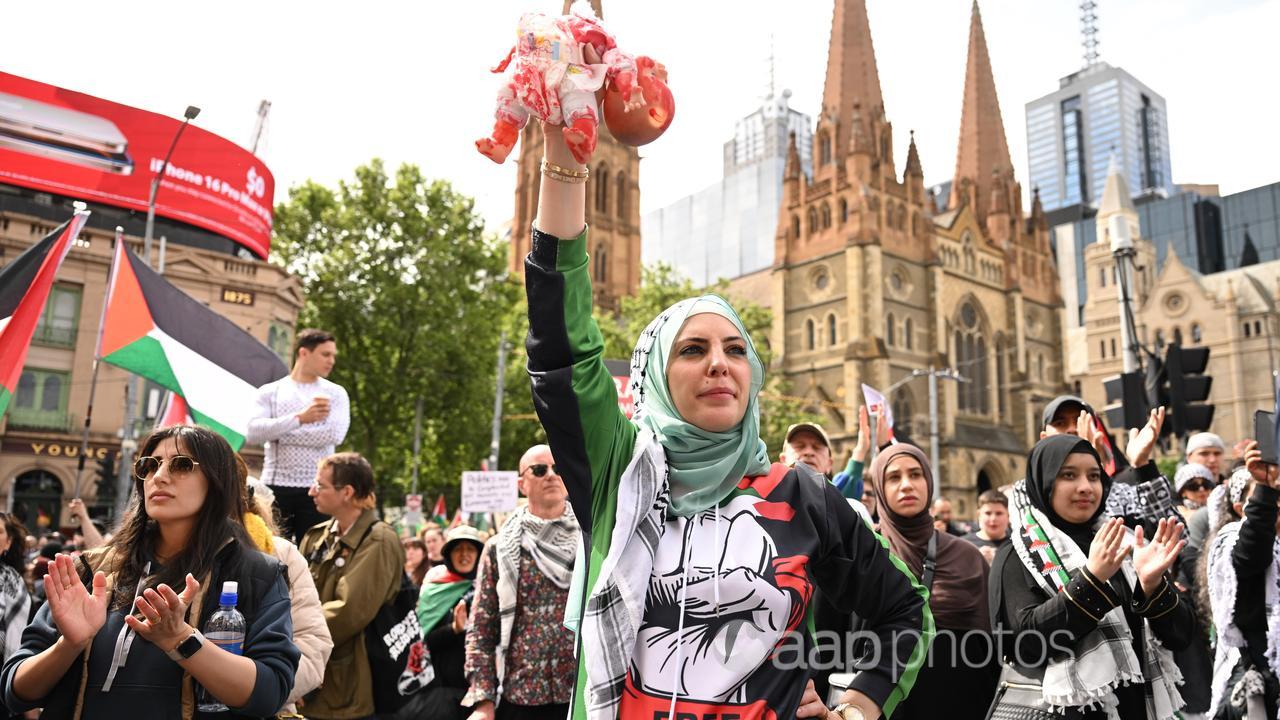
73;218;114;501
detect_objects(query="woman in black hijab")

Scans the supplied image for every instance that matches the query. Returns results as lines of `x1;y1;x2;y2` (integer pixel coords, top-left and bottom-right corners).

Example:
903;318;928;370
990;435;1194;719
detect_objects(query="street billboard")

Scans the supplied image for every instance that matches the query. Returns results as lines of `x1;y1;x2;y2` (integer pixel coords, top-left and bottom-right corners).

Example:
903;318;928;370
0;72;274;258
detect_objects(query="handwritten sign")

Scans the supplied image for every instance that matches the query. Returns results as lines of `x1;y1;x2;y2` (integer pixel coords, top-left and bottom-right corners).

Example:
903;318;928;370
461;471;519;513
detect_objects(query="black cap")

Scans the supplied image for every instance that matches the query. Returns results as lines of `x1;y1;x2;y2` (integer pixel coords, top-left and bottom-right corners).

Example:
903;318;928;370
1041;395;1094;429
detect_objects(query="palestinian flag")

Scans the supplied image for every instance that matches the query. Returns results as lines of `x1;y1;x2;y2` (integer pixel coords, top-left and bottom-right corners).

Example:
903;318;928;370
155;391;194;429
98;238;287;449
0;212;90;417
431;494;448;525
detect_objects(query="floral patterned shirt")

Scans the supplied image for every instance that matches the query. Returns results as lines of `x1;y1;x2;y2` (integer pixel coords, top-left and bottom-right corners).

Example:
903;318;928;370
463;542;576;707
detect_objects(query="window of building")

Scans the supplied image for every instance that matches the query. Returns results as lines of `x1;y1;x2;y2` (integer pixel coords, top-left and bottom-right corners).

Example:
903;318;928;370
593;244;608;284
791;215;800;239
1110;338;1117;357
267;323;293;366
12;470;63;539
839;198;848;224
595;166;609;214
904;318;913;351
955;303;988;414
1099;266;1107;288
821;203;832;230
808;207;818;234
1173;327;1183;346
1099;340;1106;358
828;314;837;346
1191;323;1202;344
996;336;1007;415
886;313;896;346
1156;329;1167;347
1037;354;1045;382
1061;95;1088;204
819;132;832;166
616;172;627;219
33;284;81;348
1256;321;1263;336
9;368;70;430
1244;323;1252;338
806;319;815;350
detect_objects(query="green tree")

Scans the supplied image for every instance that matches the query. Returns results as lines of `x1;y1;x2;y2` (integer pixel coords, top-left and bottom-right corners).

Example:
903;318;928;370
272;160;515;507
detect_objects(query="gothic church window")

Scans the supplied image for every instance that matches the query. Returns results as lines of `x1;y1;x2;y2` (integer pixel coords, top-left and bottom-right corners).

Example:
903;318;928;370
840;198;849;224
792;215;801;239
821;203;832;230
595;166;609;214
1191;324;1202;343
886;313;896;346
806;319;815;350
616;172;627;219
904;318;913;350
593;244;608;284
819;132;832;166
808;207;818;234
828;314;838;346
955;302;988;414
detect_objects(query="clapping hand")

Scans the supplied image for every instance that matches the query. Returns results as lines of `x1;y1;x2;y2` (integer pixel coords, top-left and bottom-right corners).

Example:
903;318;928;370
451;599;469;634
1125;407;1166;468
1132;517;1185;595
45;554;108;649
852;406;871;463
1085;517;1131;582
124;574;201;654
1075;412;1113;466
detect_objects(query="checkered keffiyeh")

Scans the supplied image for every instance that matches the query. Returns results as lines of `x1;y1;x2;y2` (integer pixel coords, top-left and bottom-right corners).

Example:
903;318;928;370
1206;519;1280;717
494;503;579;683
1009;480;1183;718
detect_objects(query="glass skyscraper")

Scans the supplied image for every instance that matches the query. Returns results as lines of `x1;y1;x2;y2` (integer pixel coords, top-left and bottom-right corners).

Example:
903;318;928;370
1026;62;1175;211
642;91;813;286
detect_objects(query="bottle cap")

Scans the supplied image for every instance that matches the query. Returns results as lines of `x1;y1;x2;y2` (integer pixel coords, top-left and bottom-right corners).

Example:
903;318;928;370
220;580;239;606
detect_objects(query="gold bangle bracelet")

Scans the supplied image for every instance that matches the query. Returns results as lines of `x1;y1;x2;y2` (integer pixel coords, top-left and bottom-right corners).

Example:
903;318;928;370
541;159;588;178
542;169;587;185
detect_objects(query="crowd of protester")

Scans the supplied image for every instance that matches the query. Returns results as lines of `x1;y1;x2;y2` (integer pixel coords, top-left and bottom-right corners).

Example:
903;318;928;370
1;116;1277;720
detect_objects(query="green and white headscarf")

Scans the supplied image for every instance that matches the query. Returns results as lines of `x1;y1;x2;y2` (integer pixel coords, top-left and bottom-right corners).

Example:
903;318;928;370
627;294;770;516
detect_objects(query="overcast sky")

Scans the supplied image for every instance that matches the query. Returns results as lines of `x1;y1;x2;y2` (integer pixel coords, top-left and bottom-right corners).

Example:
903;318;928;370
5;0;1277;241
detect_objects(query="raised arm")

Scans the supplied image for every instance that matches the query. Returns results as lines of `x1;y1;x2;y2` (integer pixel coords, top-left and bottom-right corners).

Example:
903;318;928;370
524;122;636;538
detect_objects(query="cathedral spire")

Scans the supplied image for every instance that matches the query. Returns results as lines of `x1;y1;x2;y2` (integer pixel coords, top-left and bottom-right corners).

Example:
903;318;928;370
904;130;922;177
950;0;1013;219
821;0;885;158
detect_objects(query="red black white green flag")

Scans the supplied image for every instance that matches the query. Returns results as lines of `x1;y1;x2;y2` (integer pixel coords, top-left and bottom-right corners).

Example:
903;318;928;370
98;238;287;449
0;212;90;418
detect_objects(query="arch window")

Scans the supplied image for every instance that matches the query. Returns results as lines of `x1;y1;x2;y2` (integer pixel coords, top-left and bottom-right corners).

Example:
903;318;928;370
1191;323;1202;344
819;132;832;166
954;302;989;414
839;198;849;224
593;244;608;284
1244;322;1253;338
886;313;896;346
13;470;63;536
791;214;800;239
1256;321;1264;336
1173;327;1183;346
1100;266;1107;288
808;207;818;234
821;203;832;230
616;172;627;219
595;166;609;214
995;336;1007;415
828;314;838;346
806;319;815;350
904;318;914;350
1157;328;1167;346
1110;338;1117;357
1099;340;1106;358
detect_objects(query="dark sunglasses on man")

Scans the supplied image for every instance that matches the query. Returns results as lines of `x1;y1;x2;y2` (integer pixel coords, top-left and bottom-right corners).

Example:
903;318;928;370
521;463;557;478
133;455;201;480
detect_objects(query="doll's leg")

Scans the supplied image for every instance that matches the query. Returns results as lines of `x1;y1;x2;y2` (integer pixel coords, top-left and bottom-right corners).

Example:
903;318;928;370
559;88;598;164
476;83;529;164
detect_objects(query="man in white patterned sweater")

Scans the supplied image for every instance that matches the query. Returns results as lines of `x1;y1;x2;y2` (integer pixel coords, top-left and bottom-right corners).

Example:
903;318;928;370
248;328;351;542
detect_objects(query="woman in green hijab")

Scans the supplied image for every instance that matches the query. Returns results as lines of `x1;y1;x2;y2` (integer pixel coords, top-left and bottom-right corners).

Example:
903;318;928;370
523;119;933;720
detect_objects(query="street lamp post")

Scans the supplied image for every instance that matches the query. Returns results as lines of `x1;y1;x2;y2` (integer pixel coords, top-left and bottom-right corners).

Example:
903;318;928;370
881;367;966;498
118;105;199;521
143;105;200;267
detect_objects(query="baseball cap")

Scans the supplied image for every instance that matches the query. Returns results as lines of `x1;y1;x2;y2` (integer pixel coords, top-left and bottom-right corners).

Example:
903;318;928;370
1042;395;1094;429
785;422;831;449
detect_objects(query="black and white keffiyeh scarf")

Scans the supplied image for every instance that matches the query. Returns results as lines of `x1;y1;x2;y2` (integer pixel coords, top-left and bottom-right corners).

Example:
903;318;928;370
1206;518;1280;718
0;564;28;662
1009;479;1182;718
494;502;578;682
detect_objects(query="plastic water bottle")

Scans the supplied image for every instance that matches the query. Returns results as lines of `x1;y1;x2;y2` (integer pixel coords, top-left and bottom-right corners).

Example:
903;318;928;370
196;581;246;713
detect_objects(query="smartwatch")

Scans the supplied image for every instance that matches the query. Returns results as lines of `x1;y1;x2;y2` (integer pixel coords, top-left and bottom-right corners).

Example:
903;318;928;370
833;703;866;720
165;629;205;662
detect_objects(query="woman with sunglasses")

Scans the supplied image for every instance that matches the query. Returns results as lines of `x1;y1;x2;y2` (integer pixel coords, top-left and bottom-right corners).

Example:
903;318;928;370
0;513;31;664
0;425;300;719
1174;463;1216;523
523;110;931;720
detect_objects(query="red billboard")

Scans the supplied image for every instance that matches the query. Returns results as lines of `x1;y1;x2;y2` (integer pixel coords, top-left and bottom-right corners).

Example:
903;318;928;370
0;73;273;258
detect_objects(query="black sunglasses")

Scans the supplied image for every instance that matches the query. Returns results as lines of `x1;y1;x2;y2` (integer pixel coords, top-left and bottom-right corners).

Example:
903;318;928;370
522;463;558;477
134;455;201;480
1183;479;1213;492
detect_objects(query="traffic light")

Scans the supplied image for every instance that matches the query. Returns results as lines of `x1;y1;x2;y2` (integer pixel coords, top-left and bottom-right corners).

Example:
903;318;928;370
1141;347;1174;439
95;451;118;512
1103;371;1149;431
1165;343;1213;437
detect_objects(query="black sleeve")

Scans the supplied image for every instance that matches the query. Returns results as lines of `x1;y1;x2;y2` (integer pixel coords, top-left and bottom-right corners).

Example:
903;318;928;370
1234;484;1279;643
236;572;301;717
0;601;60;713
426;619;468;688
995;543;1119;663
809;480;932;716
1130;576;1195;652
